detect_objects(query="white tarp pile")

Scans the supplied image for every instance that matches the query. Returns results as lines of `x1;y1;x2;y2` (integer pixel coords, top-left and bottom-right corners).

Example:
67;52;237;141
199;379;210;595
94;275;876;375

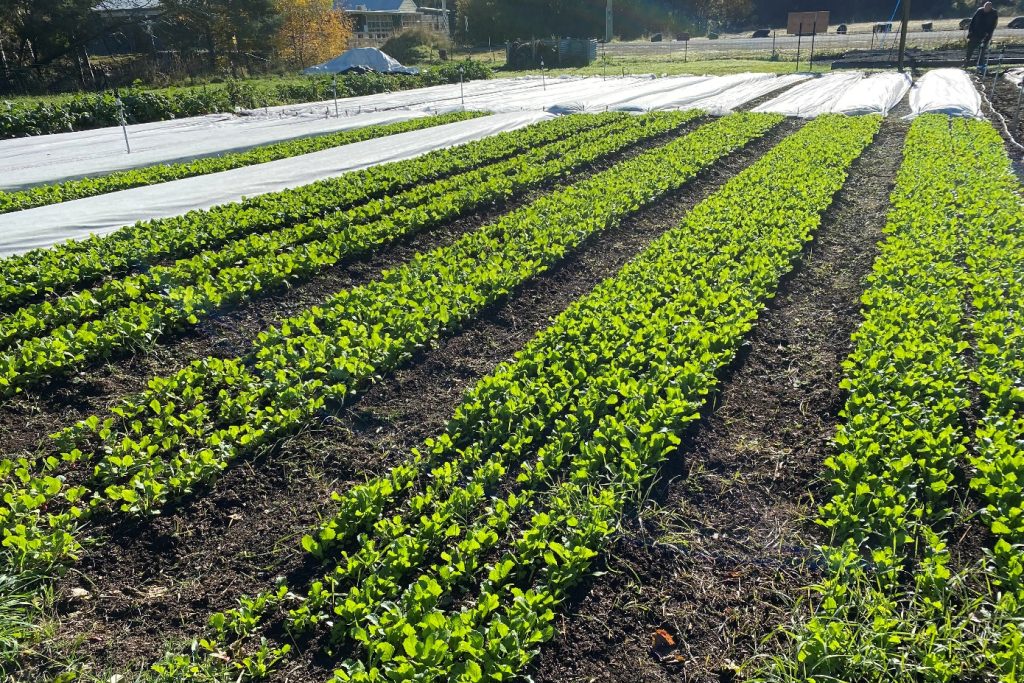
753;72;865;118
686;73;811;114
1004;68;1024;86
831;72;912;116
304;47;419;75
908;68;982;118
611;73;771;112
0;111;551;257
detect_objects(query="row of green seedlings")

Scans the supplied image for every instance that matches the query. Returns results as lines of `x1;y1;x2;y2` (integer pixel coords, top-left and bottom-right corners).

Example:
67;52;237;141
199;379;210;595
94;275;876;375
0;111;625;310
0;112;484;214
0;111;685;340
144;113;881;682
754;115;1024;682
958;116;1024;679
0;110;702;396
0;114;780;581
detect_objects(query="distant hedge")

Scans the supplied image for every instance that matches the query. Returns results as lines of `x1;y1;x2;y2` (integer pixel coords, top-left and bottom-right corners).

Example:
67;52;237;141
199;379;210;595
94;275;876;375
0;61;491;139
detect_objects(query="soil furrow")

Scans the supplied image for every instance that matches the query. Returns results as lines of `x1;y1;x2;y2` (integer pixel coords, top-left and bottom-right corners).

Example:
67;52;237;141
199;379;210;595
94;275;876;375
527;116;907;683
33;119;801;678
0;115;704;457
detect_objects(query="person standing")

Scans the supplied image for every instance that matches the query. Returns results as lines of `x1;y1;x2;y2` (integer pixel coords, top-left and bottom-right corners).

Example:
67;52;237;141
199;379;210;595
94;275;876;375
965;2;999;68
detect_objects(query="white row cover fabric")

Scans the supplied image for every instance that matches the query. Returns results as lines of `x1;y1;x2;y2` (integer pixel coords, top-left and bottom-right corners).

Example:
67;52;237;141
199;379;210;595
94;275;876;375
5;71;898;193
606;73;774;112
0;78;559;190
907;69;983;118
458;77;646;114
831;72;912;116
611;73;785;114
687;73;812;115
0;111;551;257
1005;68;1024;86
264;77;554;117
304;47;418;75
546;76;707;114
753;72;865;118
0;109;428;191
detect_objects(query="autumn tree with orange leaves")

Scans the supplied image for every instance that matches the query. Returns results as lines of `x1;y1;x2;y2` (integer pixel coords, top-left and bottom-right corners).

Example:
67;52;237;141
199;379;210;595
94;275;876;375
275;0;352;68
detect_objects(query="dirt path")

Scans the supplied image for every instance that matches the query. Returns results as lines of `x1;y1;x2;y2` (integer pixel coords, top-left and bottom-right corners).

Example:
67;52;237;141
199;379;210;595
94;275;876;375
30;121;801;678
528;117;908;683
0;117;704;457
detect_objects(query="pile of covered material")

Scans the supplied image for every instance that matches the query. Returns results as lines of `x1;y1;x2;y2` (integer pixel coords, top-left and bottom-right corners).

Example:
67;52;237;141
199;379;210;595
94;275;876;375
304;47;419;75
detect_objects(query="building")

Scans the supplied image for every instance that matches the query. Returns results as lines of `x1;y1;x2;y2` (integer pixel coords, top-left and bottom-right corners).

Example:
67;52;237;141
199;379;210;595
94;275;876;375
336;0;452;44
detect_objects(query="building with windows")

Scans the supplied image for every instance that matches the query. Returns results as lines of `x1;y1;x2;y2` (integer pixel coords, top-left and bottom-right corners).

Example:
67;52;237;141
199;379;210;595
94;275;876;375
336;0;452;44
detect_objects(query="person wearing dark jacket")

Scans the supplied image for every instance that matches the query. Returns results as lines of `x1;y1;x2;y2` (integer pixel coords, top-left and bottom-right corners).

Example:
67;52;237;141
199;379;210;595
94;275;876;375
965;2;999;67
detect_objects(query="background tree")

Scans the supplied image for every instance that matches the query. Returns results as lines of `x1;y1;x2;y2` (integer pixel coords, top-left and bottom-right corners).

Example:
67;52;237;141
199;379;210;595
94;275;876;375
274;0;352;68
0;0;117;66
160;0;279;66
454;0;1018;42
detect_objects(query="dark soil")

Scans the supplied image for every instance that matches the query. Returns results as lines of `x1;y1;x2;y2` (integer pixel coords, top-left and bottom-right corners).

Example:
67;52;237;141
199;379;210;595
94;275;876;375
30;120;801;679
0;116;704;459
528;118;908;683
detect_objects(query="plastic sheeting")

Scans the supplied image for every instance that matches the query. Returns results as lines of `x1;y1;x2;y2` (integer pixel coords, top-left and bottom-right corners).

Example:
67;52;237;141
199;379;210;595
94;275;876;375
1005;68;1024;86
0;111;552;257
908;69;983;118
0;110;430;191
303;47;418;75
753;72;865;118
831;72;912;116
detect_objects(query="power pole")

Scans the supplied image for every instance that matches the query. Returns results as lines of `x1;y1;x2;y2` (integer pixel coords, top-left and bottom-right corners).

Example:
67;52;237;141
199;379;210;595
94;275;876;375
898;0;911;72
606;0;613;43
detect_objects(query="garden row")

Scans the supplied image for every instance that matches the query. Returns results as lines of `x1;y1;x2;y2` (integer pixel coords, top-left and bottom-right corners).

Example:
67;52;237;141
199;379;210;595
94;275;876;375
0;112;774;573
1;113;786;678
0;110;629;309
140;113;881;681
0;63;492;139
756;115;1024;682
0;111;483;214
0;110;703;396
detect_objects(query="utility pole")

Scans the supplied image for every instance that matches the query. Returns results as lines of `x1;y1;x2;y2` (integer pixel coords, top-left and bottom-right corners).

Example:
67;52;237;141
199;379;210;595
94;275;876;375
606;0;613;43
898;0;911;72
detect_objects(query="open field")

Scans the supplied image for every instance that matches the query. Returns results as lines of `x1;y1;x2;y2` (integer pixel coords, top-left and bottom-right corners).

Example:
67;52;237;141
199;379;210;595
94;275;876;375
1;67;1022;683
